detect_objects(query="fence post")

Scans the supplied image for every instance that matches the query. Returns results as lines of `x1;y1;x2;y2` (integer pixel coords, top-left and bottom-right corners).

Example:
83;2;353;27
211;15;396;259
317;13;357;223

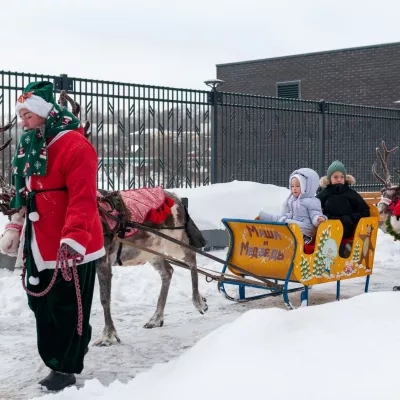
205;79;224;184
54;74;74;105
318;100;326;177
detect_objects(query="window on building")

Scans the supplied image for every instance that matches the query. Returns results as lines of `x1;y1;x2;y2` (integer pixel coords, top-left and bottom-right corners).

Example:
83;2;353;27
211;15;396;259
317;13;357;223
276;81;300;99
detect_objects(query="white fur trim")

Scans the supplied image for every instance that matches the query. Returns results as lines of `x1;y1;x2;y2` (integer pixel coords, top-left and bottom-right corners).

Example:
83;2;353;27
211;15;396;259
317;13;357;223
47;130;73;148
4;221;23;232
26;177;32;192
30;224;105;270
319;174;356;187
319;176;330;187
346;174;356;185
312;214;326;225
28;276;40;285
15;94;54;119
60;238;86;256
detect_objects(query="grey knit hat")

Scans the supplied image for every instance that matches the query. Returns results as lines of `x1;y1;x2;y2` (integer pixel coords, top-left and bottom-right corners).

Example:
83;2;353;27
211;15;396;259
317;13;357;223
327;160;347;180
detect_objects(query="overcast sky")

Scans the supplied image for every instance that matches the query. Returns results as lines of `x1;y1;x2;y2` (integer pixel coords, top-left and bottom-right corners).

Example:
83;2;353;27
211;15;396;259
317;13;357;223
2;0;399;90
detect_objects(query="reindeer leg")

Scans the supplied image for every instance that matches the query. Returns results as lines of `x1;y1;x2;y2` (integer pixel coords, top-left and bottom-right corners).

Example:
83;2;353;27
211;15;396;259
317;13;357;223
144;257;174;328
93;254;120;346
0;138;12;151
183;249;208;315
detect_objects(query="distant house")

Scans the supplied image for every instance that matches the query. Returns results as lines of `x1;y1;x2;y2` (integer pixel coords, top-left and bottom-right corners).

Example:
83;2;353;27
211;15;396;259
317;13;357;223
216;42;400;107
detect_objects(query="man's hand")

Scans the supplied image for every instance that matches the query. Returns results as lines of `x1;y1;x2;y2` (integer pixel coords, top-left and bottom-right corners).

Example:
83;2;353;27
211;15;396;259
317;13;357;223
57;243;84;265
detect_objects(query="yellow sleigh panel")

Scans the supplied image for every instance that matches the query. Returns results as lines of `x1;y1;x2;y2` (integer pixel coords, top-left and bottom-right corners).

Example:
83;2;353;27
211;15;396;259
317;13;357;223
222;220;298;281
222;205;379;285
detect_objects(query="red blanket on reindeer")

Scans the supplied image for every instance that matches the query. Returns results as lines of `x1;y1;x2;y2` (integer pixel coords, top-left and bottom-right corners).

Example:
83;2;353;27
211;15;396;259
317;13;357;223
97;186;175;237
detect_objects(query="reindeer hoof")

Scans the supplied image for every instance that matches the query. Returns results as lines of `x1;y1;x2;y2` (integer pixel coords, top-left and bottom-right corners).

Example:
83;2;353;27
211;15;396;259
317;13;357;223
193;295;208;315
199;303;209;314
144;319;164;329
92;331;121;346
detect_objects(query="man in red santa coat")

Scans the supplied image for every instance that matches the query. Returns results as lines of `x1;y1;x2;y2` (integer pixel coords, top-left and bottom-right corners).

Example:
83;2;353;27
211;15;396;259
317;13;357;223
11;81;105;391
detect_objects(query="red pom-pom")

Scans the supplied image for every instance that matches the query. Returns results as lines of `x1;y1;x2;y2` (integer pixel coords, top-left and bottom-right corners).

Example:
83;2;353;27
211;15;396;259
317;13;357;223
144;197;174;225
166;197;175;208
394;201;400;217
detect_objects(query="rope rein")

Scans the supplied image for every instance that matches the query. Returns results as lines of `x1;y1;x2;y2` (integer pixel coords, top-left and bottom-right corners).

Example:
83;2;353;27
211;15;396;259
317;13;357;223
21;245;84;336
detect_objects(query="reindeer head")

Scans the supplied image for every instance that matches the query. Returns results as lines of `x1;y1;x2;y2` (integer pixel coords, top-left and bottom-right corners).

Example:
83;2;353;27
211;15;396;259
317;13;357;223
0;117;18;216
58;90;91;139
372;141;400;217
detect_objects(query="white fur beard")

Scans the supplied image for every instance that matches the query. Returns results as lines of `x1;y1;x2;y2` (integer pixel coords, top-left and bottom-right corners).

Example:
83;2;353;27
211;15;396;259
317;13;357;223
390;215;400;233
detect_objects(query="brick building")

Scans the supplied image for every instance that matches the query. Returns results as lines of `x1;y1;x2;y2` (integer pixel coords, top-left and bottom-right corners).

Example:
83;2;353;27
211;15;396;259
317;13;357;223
216;42;400;107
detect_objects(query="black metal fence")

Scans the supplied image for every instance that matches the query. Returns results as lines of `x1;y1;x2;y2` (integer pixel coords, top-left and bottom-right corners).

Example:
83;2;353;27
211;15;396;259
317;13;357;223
1;71;400;191
0;72;211;190
213;90;400;190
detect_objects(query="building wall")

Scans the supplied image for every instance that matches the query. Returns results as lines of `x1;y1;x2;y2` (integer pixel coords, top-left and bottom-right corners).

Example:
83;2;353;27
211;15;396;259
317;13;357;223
216;42;400;107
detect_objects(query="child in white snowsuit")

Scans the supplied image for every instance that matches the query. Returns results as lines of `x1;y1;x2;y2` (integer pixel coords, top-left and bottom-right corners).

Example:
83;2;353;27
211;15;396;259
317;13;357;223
259;168;326;243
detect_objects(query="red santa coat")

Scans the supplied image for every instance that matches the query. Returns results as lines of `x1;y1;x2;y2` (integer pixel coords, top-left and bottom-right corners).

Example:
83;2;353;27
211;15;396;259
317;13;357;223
19;128;105;271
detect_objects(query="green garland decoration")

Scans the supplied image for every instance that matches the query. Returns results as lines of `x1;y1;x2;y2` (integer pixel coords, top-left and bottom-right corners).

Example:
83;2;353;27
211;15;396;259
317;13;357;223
385;216;400;241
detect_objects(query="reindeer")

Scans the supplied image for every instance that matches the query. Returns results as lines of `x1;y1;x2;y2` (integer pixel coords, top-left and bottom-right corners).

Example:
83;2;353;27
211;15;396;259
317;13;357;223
372;141;400;219
372;141;400;291
0;93;208;346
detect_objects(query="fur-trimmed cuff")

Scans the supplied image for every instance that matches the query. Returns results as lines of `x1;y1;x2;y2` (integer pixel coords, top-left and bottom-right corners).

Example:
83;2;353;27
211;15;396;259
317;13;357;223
5;222;23;236
312;214;327;225
60;238;86;256
319;174;356;188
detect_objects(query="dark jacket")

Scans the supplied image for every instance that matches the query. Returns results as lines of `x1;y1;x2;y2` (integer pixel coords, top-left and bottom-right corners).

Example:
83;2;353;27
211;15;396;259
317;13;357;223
316;182;370;238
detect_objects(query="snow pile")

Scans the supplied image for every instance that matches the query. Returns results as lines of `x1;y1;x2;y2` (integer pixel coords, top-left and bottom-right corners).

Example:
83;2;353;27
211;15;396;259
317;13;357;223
173;180;289;230
34;292;400;400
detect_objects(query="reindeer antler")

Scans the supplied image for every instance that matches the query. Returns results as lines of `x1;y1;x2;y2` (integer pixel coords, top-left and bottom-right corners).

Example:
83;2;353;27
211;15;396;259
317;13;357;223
58;90;81;117
0;138;12;151
0;116;17;134
83;120;91;140
0;116;17;215
58;91;92;140
0;139;18;216
372;141;399;187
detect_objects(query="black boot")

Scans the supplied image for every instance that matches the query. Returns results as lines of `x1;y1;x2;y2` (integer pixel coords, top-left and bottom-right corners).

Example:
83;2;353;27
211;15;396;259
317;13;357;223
393;286;400;291
39;370;76;391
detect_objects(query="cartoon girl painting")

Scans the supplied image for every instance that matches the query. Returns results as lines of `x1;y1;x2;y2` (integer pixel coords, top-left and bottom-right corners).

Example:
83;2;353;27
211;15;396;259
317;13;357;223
322;238;338;276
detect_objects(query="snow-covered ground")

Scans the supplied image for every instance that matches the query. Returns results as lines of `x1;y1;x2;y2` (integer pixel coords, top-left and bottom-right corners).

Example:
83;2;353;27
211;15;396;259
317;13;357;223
0;181;399;400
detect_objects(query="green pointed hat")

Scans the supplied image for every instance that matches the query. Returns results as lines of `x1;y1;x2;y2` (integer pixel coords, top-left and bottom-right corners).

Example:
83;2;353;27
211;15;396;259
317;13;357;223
15;81;55;118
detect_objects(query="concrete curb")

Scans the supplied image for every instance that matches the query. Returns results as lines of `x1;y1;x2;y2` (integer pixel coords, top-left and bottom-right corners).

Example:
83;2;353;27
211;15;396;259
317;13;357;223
202;229;229;251
0;253;16;270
